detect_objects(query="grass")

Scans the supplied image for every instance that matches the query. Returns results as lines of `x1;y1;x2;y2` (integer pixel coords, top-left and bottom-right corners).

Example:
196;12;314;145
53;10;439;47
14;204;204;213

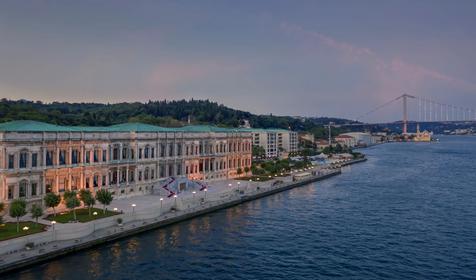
46;207;119;223
0;222;47;241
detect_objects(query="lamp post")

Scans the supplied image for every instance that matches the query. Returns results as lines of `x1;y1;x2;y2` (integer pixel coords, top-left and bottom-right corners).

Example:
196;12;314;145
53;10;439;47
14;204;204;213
160;197;163;210
51;221;56;240
192;191;196;198
204;188;207;200
174;195;178;208
131;204;136;214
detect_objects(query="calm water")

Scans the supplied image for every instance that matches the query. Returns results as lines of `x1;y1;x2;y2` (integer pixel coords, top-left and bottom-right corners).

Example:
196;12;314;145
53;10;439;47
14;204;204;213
7;136;476;280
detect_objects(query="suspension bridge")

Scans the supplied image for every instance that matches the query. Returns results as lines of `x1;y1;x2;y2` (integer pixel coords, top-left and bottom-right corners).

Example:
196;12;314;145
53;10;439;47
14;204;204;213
340;94;476;134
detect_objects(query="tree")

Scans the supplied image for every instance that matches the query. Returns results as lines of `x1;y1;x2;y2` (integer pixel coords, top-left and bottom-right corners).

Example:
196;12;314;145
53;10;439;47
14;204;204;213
252;145;266;158
244;166;250;174
0;202;4;224
96;189;113;214
30;204;43;226
44;193;61;217
79;189;96;216
237;168;243;176
9;199;27;232
63;190;76;201
65;196;80;221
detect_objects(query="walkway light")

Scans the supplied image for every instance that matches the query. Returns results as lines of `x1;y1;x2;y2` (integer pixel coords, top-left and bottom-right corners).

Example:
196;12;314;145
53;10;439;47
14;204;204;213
51;221;56;225
237;182;241;185
131;204;136;213
228;183;232;187
113;208;118;211
23;226;29;231
192;191;196;198
93;212;98;216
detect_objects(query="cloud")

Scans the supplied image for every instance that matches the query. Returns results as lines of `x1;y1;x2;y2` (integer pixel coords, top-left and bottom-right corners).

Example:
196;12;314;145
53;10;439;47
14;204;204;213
280;22;476;96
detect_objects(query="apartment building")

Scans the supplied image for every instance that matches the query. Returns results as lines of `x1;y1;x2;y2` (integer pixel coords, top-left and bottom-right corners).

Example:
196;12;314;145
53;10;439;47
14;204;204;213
245;128;298;158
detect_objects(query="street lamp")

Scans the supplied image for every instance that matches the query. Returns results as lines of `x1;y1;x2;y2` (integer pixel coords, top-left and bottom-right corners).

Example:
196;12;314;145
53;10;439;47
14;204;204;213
131;203;136;213
23;226;29;231
93;212;98;216
173;195;178;207
113;207;118;212
51;221;57;240
160;197;163;210
192;191;196;198
204;188;208;200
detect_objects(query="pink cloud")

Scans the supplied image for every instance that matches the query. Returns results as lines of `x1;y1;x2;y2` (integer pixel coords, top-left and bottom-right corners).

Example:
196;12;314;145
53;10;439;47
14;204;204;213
280;22;476;96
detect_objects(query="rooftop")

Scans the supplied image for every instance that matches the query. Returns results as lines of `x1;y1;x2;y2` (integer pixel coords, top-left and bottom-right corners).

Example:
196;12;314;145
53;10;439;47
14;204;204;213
0;120;293;133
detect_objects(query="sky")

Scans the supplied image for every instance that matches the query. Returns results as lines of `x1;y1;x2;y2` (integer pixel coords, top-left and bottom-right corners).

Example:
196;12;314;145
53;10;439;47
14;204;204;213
1;0;476;122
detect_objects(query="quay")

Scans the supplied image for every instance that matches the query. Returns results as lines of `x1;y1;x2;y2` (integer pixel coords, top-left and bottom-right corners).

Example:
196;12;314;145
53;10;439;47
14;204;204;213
0;158;366;275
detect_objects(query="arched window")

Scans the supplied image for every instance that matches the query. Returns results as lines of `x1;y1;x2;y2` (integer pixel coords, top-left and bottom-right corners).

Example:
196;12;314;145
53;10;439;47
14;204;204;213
19;150;28;168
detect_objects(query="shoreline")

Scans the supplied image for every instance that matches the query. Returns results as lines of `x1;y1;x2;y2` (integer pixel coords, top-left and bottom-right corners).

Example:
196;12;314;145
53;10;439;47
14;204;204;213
0;158;366;275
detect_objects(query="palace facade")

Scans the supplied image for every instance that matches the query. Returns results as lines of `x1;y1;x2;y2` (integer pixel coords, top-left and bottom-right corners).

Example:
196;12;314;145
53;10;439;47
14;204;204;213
0;121;252;206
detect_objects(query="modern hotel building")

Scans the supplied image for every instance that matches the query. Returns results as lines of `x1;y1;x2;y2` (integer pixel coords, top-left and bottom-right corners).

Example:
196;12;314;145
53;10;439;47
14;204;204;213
0;121;252;207
244;128;298;158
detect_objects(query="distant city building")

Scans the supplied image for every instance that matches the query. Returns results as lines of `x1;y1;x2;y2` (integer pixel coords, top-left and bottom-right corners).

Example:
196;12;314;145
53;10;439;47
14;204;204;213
334;135;356;147
0;121;252;207
242;128;298;158
337;132;377;147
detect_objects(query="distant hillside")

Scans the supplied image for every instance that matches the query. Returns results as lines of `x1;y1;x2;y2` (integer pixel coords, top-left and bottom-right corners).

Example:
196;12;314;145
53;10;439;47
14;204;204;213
0;98;355;137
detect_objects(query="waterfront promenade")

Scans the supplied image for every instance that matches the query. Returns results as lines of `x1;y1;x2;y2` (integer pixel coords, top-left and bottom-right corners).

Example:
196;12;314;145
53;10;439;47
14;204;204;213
0;158;366;274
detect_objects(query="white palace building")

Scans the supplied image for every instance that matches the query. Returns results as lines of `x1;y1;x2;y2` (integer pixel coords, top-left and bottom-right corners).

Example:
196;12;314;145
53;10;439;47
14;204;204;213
0;121;253;208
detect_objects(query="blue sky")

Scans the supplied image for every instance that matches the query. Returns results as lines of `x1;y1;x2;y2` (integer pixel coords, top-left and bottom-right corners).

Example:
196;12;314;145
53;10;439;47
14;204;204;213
1;0;476;121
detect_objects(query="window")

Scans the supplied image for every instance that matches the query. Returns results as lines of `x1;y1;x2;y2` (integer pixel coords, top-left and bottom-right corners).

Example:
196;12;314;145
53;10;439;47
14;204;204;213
168;144;174;157
94;150;99;162
59;150;66;165
138;171;142;181
31;153;38;167
176;164;182;175
72;150;79;164
19;181;27;197
85;151;90;163
130;149;134;160
19;152;28;168
113;147;119;160
122;147;128;159
144;146;149;159
129;170;134;182
102;149;107;162
86;178;90;189
59;178;66;192
144;168;149;180
168;164;174;176
151;169;155;180
160;144;165;157
46;180;53;193
121;169;127;183
8;185;14;199
139;148;142;159
8;154;15;169
102;175;107;186
177;144;182;156
94;175;99;187
31;183;38;196
151;147;155;158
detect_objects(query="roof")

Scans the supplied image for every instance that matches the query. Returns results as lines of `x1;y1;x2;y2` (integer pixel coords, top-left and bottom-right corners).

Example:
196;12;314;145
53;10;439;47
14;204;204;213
0;120;251;133
335;135;354;139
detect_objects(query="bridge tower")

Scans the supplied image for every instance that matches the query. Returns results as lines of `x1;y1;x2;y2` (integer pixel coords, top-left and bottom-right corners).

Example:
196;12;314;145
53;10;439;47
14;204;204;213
397;94;415;134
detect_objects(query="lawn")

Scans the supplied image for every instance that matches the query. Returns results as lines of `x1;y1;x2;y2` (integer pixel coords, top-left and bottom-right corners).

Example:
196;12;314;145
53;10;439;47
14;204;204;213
46;208;119;223
0;222;47;241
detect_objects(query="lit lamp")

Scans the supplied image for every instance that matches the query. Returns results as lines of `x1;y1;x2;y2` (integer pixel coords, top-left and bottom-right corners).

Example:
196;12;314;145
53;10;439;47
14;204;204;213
160;197;164;209
131;203;136;213
23;226;29;231
113;207;118;212
228;183;232;187
192;191;196;198
93;212;98;216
